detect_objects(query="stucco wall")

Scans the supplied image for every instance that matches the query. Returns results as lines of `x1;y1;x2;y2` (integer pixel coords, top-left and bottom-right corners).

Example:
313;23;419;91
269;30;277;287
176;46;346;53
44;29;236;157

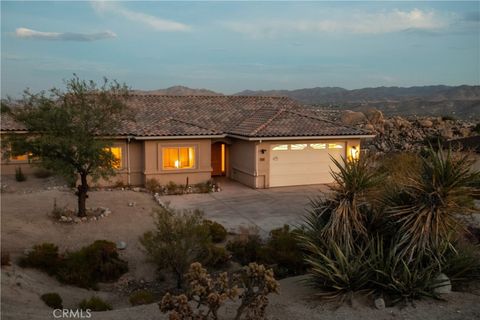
143;139;212;185
228;139;257;188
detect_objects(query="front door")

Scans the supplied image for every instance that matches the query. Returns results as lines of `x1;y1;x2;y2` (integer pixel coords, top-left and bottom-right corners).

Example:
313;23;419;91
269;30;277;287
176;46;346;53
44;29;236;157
211;143;225;176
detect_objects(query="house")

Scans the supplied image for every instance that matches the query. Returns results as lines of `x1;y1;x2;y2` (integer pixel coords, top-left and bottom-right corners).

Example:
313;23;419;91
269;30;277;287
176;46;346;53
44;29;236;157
1;95;374;188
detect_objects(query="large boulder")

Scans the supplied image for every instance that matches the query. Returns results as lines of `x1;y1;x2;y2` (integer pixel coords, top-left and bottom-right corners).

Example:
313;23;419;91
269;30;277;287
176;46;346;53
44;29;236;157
419;119;433;128
340;110;367;126
364;108;384;126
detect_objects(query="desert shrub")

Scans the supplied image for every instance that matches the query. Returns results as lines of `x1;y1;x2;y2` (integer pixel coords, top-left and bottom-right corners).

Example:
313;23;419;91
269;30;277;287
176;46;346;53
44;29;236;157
1;251;11;266
15;167;26;182
262;225;307;278
145;178;161;193
441;242;480;287
19;243;60;275
159;262;278;320
226;232;264;266
473;123;480;134
442;115;456;121
195;182;211;193
79;296;112;311
41;293;63;309
113;180;126;188
204;219;228;243
166;181;179;194
34;168;53;179
203;244;230;268
140;205;211;288
129;290;155;306
56;240;128;289
378;152;422;186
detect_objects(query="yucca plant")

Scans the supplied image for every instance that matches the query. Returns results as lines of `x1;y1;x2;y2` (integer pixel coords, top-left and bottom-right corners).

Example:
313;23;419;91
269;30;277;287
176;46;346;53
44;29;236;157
386;146;479;262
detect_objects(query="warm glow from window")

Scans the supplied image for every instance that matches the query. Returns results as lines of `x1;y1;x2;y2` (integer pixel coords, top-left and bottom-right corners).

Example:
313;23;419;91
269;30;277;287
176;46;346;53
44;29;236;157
221;144;225;172
163;147;195;169
10;154;28;161
291;144;307;150
105;147;122;169
310;143;326;150
349;146;360;160
328;143;344;149
272;145;288;151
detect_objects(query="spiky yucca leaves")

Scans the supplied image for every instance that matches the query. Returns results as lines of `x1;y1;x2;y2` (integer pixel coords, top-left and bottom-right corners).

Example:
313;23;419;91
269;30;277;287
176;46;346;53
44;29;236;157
306;156;383;255
386;147;479;262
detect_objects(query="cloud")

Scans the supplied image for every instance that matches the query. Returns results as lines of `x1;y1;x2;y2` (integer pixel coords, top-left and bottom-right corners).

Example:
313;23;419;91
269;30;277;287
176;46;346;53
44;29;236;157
224;9;449;38
15;28;116;41
91;1;190;32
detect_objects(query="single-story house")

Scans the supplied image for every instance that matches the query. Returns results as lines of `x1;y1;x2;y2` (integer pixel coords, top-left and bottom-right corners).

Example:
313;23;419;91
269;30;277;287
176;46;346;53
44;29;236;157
1;95;374;188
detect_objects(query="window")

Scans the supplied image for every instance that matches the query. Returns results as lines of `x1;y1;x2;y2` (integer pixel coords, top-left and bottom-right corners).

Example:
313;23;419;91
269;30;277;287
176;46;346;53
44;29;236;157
105;147;122;169
291;144;307;150
9;153;28;161
328;143;344;149
272;145;288;151
310;143;326;150
162;147;195;169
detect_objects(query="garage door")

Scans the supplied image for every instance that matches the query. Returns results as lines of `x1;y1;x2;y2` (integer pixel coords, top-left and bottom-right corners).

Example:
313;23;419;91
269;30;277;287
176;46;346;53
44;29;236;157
269;142;345;187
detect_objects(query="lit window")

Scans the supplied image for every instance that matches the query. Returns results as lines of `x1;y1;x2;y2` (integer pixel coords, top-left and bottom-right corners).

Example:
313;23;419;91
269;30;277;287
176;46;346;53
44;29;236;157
310;143;326;150
328;143;344;149
10;154;28;161
105;147;122;169
291;144;307;150
272;145;288;151
163;147;195;169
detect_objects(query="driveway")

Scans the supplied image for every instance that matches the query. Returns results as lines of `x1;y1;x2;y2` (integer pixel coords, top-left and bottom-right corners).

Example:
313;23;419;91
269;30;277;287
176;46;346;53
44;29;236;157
161;178;329;236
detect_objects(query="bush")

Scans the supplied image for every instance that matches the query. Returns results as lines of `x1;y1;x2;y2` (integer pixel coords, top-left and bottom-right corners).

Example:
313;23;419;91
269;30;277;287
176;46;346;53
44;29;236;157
140;206;211;288
203;220;227;243
203;245;230;268
166;181;180;194
56;240;128;289
473;123;480;135
19;243;60;275
226;232;264;266
41;293;63;309
145;178;161;193
79;296;112;311
442;115;456;121
34;168;53;179
129;290;155;306
1;251;11;266
15;167;26;182
442;243;480;287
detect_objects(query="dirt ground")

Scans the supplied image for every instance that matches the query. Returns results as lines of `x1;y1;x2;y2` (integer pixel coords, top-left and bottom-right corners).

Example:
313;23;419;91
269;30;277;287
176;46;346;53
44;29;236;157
1;175;480;320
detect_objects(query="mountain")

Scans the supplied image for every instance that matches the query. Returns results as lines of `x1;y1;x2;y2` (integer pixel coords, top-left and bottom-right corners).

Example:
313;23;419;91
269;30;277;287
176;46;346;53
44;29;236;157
235;85;480;119
133;85;223;96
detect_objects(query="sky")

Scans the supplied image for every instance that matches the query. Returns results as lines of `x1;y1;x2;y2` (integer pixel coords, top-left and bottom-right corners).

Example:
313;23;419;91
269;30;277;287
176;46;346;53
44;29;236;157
1;1;479;97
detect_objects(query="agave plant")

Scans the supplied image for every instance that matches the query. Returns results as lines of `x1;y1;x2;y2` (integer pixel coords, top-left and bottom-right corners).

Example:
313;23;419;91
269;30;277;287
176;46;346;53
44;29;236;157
386;146;479;262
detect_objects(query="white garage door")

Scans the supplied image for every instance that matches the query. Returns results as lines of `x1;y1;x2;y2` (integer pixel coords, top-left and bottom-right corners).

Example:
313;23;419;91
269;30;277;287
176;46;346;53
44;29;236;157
269;142;345;187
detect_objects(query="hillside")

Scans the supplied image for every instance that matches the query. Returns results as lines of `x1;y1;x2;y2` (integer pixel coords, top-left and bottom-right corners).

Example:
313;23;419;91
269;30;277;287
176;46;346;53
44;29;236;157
133;85;223;96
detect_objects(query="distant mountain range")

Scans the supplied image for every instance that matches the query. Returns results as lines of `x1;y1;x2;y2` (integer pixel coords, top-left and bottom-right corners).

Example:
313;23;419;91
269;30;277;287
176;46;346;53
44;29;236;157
136;85;480;119
133;85;222;96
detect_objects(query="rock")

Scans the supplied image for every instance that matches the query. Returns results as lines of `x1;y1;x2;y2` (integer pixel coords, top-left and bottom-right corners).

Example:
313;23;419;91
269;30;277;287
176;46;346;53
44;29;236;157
441;128;453;139
374;297;386;310
23;248;33;255
433;273;452;294
419;119;433;128
81;217;87;222
364;108;384;125
340;110;367;125
116;241;127;250
60;215;69;222
364;124;375;132
128;202;136;207
73;217;81;223
132;187;141;192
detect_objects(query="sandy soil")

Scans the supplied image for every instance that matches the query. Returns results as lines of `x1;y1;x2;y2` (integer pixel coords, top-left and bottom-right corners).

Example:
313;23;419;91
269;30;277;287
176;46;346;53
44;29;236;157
2;175;480;320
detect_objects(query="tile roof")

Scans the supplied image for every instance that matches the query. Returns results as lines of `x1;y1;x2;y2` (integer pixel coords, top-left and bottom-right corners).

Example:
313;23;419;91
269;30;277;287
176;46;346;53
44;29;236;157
1;95;370;138
0;113;27;131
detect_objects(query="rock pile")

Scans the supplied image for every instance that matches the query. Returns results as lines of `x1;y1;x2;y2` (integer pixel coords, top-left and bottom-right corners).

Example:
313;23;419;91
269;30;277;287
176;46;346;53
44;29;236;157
58;207;112;224
338;108;477;153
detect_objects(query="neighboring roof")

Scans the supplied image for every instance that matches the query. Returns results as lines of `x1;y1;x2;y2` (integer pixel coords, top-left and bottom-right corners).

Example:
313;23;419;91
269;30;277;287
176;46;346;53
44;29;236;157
1;95;371;139
444;136;480;153
0;113;27;132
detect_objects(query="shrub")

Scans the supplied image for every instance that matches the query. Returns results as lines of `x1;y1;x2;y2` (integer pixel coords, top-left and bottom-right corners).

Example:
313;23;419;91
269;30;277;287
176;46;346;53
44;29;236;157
226;232;264;266
41;293;63;309
1;251;11;266
203;245;230;268
19;243;60;275
140;206;211;288
442;115;456;121
56;240;128;289
79;296;112;311
473;123;480;134
33;168;53;179
195;182;211;193
129;290;155;306
15;167;26;182
145;178;161;193
166;181;179;194
442;242;480;287
204;219;228;243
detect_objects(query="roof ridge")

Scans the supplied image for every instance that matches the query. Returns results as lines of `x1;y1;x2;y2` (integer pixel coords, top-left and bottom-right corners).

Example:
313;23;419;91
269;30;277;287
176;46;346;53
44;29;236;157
249;107;286;136
169;117;220;134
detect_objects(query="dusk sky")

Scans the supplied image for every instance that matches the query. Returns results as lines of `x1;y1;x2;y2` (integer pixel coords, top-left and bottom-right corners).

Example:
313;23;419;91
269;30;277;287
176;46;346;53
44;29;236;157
1;1;479;97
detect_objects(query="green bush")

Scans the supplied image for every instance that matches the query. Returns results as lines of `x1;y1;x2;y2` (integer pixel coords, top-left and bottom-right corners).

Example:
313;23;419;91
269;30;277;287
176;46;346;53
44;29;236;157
204;220;227;243
56;240;128;289
441;115;456;121
145;178;161;193
79;296;112;311
41;293;63;309
226;233;264;265
129;290;155;306
203;244;230;268
19;243;60;275
34;168;53;179
442;243;480;287
15;167;26;182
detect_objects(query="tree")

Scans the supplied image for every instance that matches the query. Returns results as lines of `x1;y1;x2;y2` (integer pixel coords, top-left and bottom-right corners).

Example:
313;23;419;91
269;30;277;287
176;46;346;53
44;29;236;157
7;76;129;216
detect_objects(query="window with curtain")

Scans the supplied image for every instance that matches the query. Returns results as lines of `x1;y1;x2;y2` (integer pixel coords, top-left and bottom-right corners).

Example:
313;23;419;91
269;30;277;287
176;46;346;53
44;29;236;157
105;146;122;169
162;147;195;169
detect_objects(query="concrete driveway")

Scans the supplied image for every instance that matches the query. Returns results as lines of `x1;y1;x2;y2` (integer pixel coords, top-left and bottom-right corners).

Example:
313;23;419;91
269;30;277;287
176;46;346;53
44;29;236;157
160;178;329;236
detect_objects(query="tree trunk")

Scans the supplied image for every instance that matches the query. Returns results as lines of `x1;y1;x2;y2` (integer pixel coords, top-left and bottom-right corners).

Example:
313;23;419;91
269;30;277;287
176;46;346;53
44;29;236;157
77;173;89;217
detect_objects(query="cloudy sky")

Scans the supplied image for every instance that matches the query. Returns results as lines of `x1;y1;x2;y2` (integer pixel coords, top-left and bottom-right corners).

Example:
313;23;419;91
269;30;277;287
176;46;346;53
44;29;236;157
1;1;479;96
